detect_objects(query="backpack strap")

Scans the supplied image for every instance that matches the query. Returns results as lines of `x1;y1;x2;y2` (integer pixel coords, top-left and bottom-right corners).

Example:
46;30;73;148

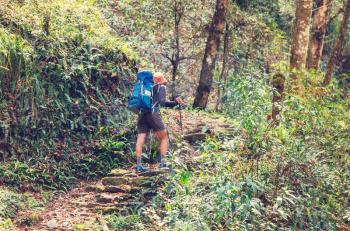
151;84;163;113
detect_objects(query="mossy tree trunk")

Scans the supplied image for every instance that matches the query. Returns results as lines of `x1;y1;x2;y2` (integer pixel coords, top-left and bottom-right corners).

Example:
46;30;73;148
290;0;313;96
323;0;350;85
193;0;228;109
306;0;330;69
215;23;231;112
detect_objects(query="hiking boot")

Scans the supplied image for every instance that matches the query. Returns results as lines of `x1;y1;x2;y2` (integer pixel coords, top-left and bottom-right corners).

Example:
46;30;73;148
159;162;170;170
136;165;148;173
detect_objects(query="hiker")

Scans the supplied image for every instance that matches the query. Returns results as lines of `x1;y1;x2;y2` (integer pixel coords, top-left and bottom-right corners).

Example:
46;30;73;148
135;72;184;172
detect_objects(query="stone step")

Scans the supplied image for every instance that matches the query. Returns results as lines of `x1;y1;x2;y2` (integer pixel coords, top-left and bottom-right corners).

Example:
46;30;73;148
96;201;145;215
128;176;151;186
107;168;168;178
142;188;158;199
104;186;141;195
107;169;130;177
137;169;168;177
97;206;132;216
85;185;105;193
87;202;114;208
96;193;122;204
183;133;208;143
130;187;142;194
115;201;144;208
114;194;136;202
96;206;120;214
101;176;159;187
70;201;114;209
71;192;89;198
101;177;128;186
103;185;132;193
124;173;139;178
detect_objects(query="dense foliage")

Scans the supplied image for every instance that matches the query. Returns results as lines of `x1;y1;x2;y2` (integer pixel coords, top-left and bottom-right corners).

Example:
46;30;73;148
0;0;349;230
0;0;138;190
155;80;350;230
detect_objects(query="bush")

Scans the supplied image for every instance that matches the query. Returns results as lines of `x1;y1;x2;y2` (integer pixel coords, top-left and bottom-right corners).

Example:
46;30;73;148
0;188;41;219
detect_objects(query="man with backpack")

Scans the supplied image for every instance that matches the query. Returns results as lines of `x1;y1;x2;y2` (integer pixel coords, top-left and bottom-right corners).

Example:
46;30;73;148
128;71;184;172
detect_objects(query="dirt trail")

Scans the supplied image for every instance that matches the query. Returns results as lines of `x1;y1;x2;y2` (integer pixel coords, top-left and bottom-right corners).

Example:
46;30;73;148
14;109;235;231
16;181;100;231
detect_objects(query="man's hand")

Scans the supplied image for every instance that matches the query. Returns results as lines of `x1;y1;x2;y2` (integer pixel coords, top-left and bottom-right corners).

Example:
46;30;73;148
175;96;185;105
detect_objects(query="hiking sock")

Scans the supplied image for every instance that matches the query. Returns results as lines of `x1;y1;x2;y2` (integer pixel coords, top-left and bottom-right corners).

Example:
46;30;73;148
136;156;149;172
137;156;142;167
160;155;168;168
160;155;165;165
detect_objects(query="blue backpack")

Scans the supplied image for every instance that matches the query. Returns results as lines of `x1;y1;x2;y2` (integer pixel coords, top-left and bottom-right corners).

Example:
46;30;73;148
127;70;154;114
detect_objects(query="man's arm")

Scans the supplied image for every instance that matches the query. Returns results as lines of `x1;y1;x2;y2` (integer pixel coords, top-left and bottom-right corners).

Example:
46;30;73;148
158;86;178;108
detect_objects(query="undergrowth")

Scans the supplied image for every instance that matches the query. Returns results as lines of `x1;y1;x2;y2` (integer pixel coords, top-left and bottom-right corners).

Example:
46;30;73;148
0;0;142;191
140;72;350;230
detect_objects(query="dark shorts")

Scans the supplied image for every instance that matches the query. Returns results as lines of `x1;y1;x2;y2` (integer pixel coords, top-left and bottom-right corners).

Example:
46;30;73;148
137;112;166;134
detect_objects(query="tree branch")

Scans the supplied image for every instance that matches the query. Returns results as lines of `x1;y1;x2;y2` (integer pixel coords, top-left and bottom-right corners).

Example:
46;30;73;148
178;55;197;62
161;53;176;64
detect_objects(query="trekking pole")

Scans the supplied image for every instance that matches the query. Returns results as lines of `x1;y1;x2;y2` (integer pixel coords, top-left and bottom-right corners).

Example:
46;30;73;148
179;104;183;133
166;127;172;148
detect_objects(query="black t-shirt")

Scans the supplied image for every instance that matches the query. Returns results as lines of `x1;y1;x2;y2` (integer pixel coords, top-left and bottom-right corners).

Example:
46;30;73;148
152;85;177;112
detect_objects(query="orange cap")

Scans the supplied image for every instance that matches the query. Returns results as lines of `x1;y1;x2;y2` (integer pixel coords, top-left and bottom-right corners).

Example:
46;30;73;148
154;72;167;84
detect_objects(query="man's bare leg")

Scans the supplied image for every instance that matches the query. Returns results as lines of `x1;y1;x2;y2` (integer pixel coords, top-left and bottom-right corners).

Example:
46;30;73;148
136;133;147;170
155;129;168;167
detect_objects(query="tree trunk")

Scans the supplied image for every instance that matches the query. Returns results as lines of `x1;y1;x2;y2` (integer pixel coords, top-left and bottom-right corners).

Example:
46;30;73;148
43;13;50;36
306;0;330;69
290;0;313;96
324;0;350;85
271;73;286;125
171;60;178;99
171;2;182;99
215;23;231;112
193;0;228;109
